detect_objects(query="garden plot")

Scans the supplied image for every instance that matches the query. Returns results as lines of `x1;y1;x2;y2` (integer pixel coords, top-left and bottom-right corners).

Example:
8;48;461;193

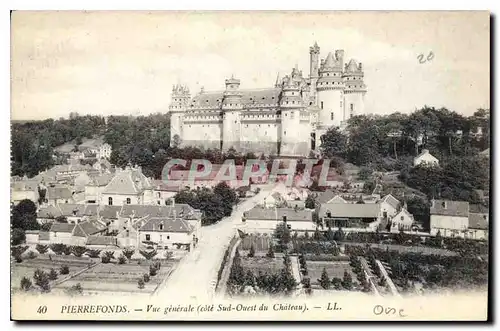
11;255;94;290
239;253;286;274
56;259;176;295
307;260;356;288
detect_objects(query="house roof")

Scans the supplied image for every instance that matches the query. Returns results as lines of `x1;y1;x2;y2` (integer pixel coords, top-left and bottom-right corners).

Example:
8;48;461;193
58;203;99;217
469;204;489;214
414;149;438;161
49;223;75;233
380;194;400;210
37;205;63;219
100;205;123;219
243;206;313;222
47;185;74;200
73;219;107;237
89;173;115;186
152;179;183;192
190;88;281;108
11;179;38;191
120;204;199;220
468;213;488;230
139;217;193;233
319;203;380;219
103;167;152;194
430;200;469;217
86;235;118;246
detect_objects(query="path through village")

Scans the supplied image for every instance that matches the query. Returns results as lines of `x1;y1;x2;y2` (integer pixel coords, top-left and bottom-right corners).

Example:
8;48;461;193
154;187;272;301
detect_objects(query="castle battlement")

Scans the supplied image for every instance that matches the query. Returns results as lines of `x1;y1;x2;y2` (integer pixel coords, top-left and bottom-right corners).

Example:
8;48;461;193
169;42;366;156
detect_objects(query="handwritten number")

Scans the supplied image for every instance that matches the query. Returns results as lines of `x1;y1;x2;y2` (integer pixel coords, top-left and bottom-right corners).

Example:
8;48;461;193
418;51;434;64
37;306;47;314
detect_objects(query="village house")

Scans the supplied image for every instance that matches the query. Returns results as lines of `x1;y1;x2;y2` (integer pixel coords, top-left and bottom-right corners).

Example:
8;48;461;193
46;218;108;246
378;194;401;220
45;185;76;206
97;143;112;159
389;208;415;232
318;203;382;231
84;172;115;204
413;149;439;167
37;203;100;224
467;204;489;240
11;178;39;205
430;199;469;237
101;165;154;206
136;217;194;249
242;206;315;233
92;158;113;173
151;180;181;205
167;164;248;189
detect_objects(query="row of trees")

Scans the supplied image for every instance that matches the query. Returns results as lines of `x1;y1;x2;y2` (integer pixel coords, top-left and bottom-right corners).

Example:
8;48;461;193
173;182;239;225
321;107;490;167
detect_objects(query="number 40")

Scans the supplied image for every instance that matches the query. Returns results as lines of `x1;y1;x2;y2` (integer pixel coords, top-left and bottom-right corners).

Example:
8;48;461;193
37;306;47;314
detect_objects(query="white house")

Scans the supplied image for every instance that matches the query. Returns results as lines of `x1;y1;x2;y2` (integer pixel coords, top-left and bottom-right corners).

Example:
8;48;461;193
379;194;401;220
413;149;439;167
11;179;39;205
97;143;112;159
430;199;469;237
390;208;415;232
84;172;115;204
467;204;489;240
318;203;382;231
242;206;315;233
151;180;181;205
101;165;154;206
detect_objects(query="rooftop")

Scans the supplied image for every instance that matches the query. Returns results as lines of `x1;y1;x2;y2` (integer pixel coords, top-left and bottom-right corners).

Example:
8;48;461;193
430;200;469;218
319;203;380;219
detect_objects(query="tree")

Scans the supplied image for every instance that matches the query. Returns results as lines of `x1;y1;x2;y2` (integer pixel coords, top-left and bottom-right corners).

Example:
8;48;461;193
48;268;58;280
11;199;39;231
70;246;87;257
138;278;145;289
266;245;275;258
320;127;348;158
33;269;50;292
341;271;353;290
20;277;32;291
358;166;373;180
85;249;101;258
318;268;331;289
139;250;158;260
36;244;49;254
11;228;26;246
331;277;343;290
305;194;316;209
67;283;83;296
122;248;135;260
60;265;70;275
248;244;255;258
273;221;291;252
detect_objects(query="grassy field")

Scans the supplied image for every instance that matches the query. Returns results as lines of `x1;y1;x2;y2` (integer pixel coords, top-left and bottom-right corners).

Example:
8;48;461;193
11;255;95;290
56;259;176;295
307;260;356;288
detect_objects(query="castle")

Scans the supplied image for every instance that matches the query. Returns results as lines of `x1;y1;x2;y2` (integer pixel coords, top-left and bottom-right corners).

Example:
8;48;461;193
169;42;367;156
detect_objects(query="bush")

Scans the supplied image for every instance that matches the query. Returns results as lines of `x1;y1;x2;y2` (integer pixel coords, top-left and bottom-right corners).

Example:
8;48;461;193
20;277;32;291
48;268;58;281
138;278;145;289
35;244;49;254
140;249;158;260
66;283;83;295
149;265;158;276
26;251;37;259
165;251;173;260
71;246;87;257
33;269;50;292
11;228;26;246
104;251;115;260
122;248;135;260
143;273;150;282
118;255;127;264
60;265;70;275
86;249;101;258
63;245;72;255
49;243;66;255
101;255;111;264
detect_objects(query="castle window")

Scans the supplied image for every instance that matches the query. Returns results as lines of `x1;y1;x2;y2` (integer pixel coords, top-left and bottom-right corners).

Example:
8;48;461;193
284;131;287;135
234;121;237;123
292;101;295;104
108;197;113;206
340;101;343;107
321;101;324;109
309;102;312;105
126;198;131;205
330;113;334;120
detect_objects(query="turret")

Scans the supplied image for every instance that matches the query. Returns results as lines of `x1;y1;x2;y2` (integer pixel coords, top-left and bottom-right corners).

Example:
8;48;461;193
169;84;190;148
316;50;345;129
309;41;320;79
222;76;242;151
280;74;306;156
343;59;366;120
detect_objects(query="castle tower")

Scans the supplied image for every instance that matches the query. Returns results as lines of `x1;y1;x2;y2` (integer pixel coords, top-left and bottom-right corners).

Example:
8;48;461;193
316;50;345;130
169;84;190;147
222;76;243;151
279;75;306;156
309;42;320;99
343;59;367;123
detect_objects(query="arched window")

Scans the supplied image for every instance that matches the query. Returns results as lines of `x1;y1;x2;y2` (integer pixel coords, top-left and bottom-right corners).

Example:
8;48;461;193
126;198;131;205
108;197;113;206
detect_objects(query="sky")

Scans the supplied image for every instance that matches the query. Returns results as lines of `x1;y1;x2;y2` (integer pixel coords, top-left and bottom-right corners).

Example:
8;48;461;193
11;11;490;121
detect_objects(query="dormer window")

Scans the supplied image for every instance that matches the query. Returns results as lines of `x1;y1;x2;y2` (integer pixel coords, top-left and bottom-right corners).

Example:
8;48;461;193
159;224;164;230
441;201;446;208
